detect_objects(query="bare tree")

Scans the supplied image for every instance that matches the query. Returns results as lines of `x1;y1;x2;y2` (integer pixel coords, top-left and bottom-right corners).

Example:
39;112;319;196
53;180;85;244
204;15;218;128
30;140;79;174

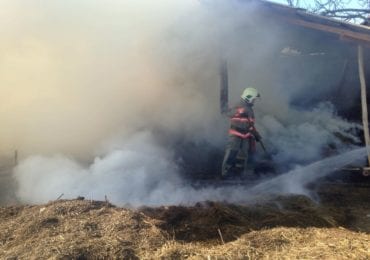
286;0;370;24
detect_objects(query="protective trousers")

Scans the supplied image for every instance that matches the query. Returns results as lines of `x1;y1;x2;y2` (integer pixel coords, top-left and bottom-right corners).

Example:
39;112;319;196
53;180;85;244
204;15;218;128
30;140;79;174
221;135;255;178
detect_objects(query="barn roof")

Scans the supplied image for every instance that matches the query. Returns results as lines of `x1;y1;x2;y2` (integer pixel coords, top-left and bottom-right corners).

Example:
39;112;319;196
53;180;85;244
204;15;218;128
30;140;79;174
251;0;370;46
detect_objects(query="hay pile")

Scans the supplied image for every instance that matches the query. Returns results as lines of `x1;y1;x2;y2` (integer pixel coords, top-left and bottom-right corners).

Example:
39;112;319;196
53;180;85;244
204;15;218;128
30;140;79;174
0;200;166;259
154;227;370;259
0;183;370;259
140;196;337;243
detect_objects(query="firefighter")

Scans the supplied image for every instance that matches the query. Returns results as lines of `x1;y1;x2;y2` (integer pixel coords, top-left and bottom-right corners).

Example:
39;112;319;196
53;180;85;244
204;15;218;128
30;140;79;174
221;87;262;179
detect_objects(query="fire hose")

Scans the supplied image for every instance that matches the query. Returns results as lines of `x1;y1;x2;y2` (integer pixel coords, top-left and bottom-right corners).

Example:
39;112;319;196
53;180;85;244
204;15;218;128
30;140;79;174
258;139;273;161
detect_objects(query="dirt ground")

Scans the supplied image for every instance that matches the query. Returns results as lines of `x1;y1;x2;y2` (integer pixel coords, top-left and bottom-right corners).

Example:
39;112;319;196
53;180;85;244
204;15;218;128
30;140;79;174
0;181;369;259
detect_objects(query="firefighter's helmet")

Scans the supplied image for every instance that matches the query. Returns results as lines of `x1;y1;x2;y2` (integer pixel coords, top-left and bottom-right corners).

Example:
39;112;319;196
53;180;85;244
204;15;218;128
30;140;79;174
241;87;260;103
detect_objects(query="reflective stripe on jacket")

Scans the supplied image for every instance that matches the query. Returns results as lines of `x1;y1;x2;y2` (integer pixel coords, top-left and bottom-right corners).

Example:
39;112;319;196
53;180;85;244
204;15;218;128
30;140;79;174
227;99;259;139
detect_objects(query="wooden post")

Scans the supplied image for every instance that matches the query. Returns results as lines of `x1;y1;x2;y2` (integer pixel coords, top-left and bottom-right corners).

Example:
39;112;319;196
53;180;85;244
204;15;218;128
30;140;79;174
220;59;229;115
358;45;370;166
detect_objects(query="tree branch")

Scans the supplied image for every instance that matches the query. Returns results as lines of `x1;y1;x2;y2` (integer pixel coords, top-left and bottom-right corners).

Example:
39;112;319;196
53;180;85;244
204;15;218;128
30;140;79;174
322;8;370;15
286;0;369;24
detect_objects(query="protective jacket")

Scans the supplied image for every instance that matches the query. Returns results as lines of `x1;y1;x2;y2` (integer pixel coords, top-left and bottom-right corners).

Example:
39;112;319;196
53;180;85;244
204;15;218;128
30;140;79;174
227;99;261;140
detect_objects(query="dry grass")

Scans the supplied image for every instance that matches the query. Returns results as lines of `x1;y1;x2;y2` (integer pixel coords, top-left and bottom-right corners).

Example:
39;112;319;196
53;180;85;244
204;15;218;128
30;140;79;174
0;199;166;259
0;183;369;259
154;227;370;259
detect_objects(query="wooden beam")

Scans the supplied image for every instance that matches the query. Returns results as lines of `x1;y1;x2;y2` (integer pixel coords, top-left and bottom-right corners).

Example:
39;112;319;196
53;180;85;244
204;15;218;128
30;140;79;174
340;35;370;48
220;59;229;115
358;45;370;166
279;15;370;44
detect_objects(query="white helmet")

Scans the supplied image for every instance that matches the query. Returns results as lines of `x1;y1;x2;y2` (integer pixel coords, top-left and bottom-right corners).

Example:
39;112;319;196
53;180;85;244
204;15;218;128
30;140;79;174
241;87;260;103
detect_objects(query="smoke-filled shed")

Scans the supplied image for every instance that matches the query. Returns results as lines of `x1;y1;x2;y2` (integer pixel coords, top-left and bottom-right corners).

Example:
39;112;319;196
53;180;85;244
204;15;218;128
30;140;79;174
224;0;370;121
210;0;370;179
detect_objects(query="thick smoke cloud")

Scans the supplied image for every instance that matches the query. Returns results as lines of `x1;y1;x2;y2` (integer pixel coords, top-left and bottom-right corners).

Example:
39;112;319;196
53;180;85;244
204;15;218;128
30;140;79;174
14;131;184;205
0;0;363;205
258;102;360;166
14;142;367;206
0;0;206;157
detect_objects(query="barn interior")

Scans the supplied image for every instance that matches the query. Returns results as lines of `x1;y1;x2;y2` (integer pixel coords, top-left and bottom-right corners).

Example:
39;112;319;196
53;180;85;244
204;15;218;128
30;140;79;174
175;0;370;182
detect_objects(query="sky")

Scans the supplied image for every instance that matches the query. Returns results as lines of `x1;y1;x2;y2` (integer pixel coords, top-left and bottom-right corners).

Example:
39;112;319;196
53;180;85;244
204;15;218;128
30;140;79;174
270;0;367;11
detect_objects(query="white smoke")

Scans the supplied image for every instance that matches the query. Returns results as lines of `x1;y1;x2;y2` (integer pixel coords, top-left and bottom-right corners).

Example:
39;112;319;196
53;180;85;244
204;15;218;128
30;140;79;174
14;143;367;206
1;0;364;206
248;147;367;197
258;102;360;166
14;131;183;205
